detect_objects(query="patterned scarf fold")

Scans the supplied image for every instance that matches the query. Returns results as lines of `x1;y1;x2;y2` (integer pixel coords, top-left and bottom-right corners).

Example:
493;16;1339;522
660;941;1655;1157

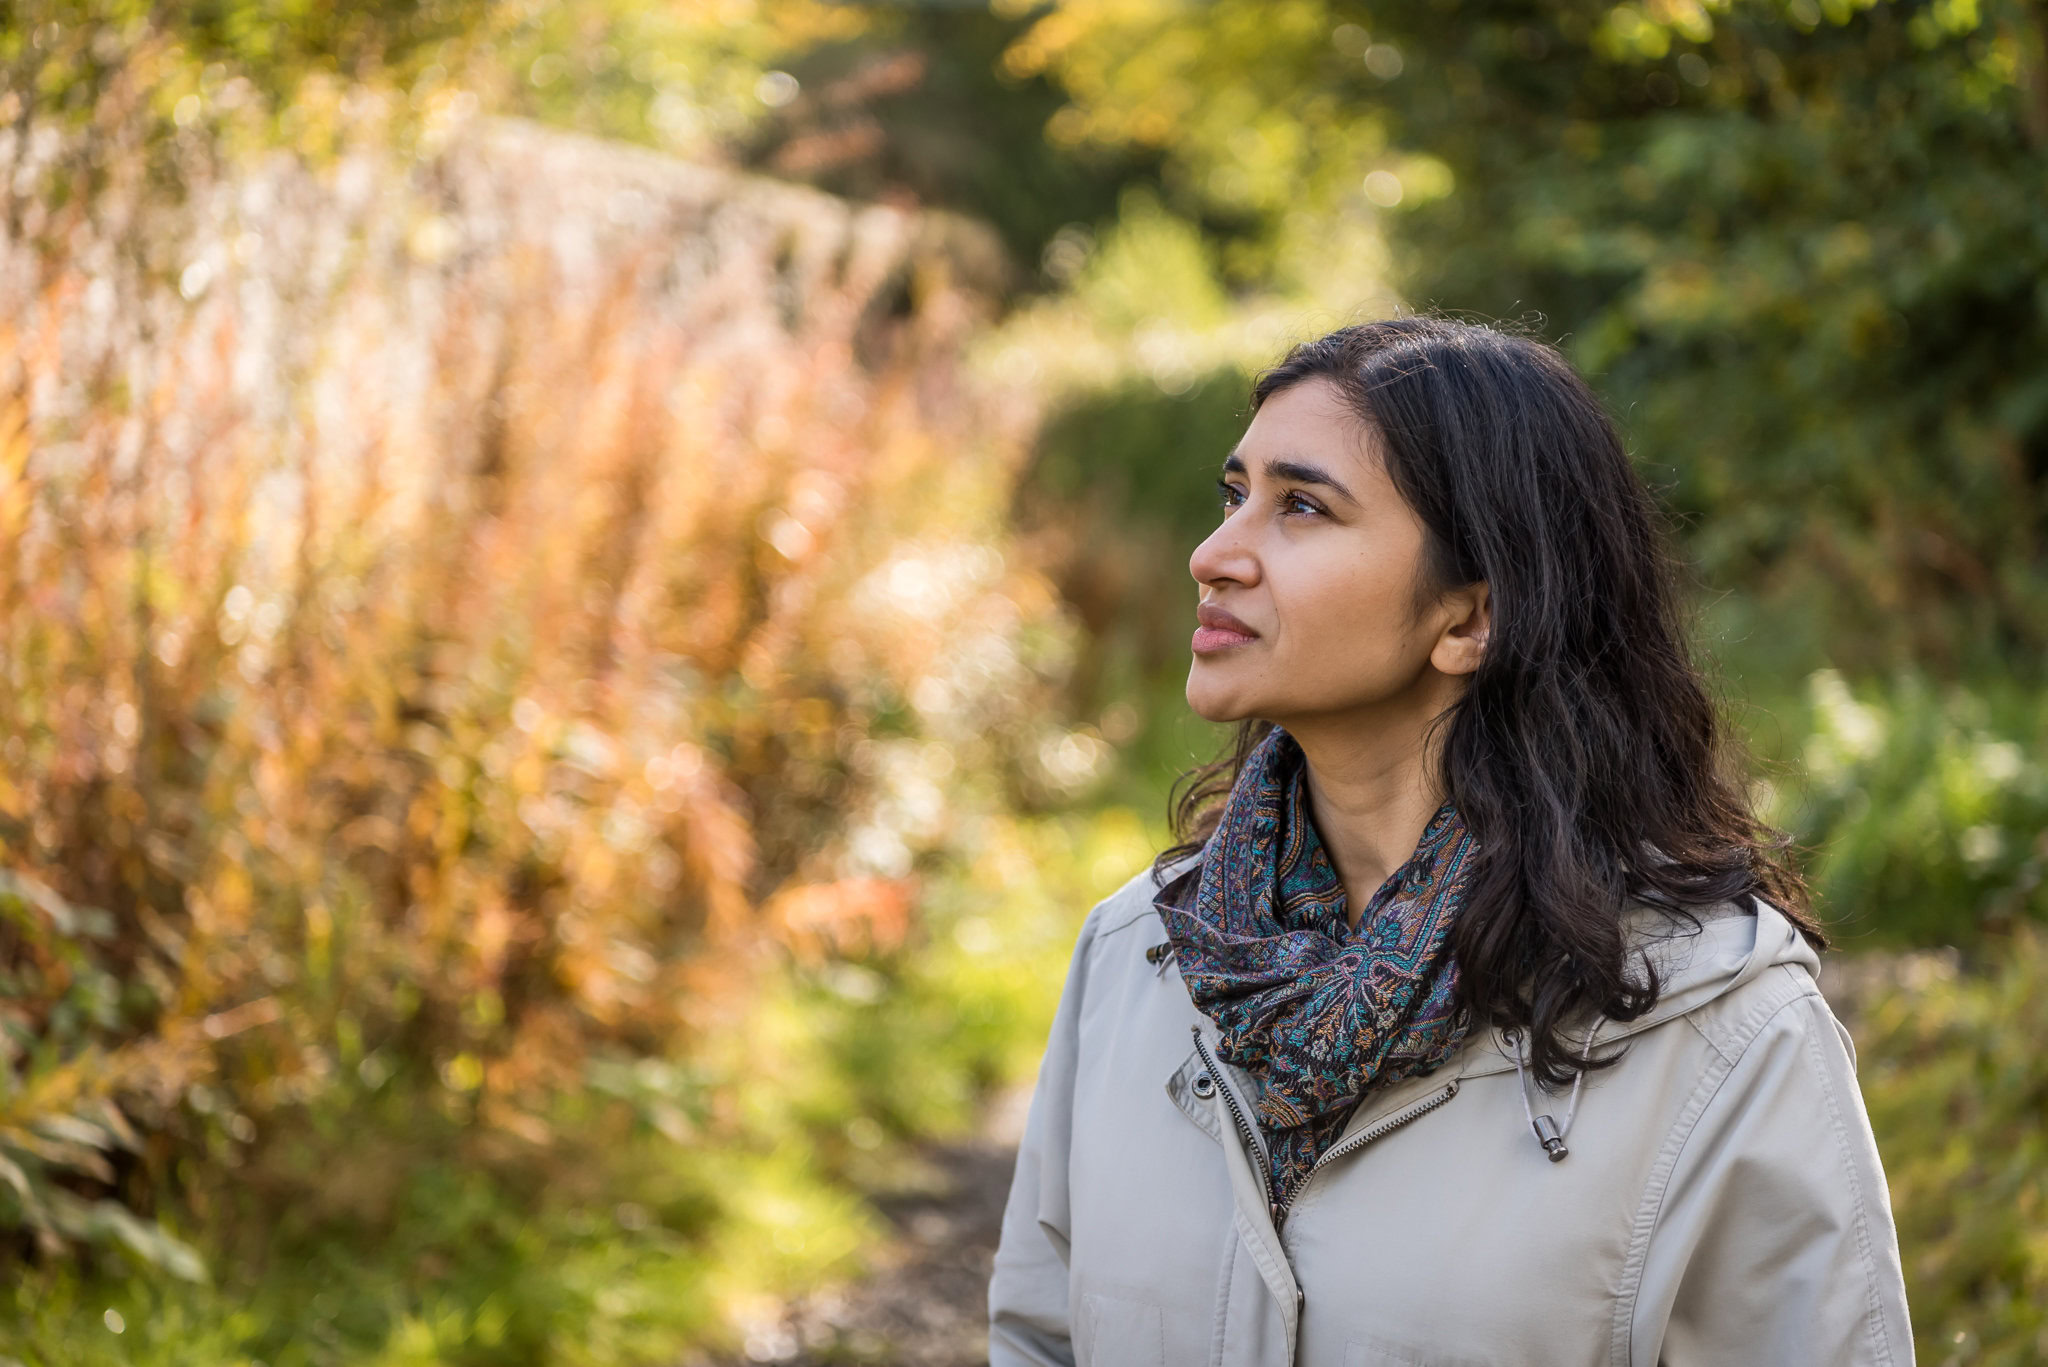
1155;725;1475;1221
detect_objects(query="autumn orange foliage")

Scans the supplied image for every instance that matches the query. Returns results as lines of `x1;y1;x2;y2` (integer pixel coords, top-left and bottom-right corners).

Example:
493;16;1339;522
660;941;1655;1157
0;107;1071;1267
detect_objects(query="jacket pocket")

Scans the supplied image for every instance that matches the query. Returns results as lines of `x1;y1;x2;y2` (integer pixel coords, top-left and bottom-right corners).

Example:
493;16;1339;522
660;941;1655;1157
1344;1336;1493;1367
1077;1290;1164;1367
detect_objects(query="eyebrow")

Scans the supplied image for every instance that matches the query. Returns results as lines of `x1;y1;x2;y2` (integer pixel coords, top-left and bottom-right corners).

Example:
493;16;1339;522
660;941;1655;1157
1220;448;1359;505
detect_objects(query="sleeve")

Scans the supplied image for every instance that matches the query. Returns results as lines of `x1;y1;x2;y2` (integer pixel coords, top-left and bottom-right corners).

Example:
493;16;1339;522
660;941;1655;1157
986;903;1101;1367
1629;988;1916;1367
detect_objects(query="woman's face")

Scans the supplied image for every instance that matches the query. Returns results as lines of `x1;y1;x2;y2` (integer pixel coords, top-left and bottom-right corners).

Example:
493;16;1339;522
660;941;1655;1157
1186;376;1485;729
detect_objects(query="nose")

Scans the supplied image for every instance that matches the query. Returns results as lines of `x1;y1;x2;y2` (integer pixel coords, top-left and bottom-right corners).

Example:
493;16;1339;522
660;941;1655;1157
1190;508;1259;590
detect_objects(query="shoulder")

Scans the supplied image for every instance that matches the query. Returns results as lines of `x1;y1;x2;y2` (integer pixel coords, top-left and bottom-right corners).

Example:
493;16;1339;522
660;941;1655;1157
1625;906;1882;1225
1687;900;1844;1071
1648;921;1871;1186
1085;852;1198;936
1072;849;1202;959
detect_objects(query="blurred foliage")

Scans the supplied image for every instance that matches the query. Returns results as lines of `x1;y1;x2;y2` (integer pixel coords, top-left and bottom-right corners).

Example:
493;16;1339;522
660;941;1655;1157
1769;670;2048;947
0;0;1161;297
731;4;1169;289
0;0;874;221
0;17;1129;1350
3;808;1152;1363
1839;929;2048;1366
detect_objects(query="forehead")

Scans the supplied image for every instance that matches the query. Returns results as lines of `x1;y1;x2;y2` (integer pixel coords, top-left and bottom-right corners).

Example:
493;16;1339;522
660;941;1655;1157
1231;377;1388;476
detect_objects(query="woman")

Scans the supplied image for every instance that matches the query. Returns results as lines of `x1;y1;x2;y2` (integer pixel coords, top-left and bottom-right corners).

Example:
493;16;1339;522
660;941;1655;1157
986;317;1913;1366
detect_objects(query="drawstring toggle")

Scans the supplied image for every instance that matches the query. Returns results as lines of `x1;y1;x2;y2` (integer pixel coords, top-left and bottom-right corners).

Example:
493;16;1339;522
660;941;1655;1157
1508;1025;1597;1165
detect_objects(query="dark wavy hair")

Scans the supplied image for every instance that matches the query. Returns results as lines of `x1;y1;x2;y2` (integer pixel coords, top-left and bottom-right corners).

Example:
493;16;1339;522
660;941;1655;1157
1151;315;1822;1089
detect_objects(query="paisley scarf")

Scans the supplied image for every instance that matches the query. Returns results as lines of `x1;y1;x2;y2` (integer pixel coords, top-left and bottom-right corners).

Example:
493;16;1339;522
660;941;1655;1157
1155;724;1474;1220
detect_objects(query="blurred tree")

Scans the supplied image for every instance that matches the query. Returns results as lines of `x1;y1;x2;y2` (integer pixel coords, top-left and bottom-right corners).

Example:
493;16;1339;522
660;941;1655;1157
731;3;1169;294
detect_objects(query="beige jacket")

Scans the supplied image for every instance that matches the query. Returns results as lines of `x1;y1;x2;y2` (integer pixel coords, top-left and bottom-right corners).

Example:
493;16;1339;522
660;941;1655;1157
988;854;1914;1366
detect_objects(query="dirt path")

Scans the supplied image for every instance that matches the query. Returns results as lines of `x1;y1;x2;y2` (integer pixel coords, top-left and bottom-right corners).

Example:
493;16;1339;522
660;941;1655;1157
692;1086;1032;1367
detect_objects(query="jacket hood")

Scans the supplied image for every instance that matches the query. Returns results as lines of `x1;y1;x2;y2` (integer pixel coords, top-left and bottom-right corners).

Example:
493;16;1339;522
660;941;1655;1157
1455;893;1821;1080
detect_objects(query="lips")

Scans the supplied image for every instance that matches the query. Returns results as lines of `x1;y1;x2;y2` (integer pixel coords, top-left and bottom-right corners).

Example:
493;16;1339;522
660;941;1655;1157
1196;602;1257;635
1193;601;1259;654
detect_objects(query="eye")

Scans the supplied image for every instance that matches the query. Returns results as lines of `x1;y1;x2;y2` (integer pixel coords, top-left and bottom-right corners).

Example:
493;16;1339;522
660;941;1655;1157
1214;479;1326;520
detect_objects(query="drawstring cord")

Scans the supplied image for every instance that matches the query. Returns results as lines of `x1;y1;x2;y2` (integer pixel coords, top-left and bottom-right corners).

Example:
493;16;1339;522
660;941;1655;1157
1508;1026;1598;1163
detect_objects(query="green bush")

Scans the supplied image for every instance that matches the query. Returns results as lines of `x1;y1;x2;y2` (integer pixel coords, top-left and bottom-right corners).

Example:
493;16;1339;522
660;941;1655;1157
1847;928;2048;1365
1769;669;2048;947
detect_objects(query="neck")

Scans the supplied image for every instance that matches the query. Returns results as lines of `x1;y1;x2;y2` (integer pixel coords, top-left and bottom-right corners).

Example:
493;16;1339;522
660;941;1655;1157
1283;681;1461;931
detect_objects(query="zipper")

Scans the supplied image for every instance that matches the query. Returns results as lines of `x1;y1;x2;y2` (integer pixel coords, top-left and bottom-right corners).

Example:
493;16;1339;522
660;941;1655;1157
1189;1024;1266;1166
1188;1029;1458;1334
1295;1077;1460;1193
1190;1026;1302;1326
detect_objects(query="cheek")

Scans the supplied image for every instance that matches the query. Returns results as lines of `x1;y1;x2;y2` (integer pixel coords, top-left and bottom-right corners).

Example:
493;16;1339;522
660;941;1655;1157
1293;545;1419;643
1277;548;1433;686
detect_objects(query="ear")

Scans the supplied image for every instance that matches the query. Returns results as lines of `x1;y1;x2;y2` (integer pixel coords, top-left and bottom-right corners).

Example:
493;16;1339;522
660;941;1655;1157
1429;581;1490;677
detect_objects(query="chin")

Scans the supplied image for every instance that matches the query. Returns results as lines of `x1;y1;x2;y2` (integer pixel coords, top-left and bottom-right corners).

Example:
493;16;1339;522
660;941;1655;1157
1184;678;1257;725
